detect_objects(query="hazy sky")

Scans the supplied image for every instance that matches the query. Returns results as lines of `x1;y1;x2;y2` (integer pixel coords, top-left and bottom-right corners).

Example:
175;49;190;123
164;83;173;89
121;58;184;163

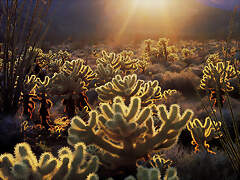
46;0;239;41
197;0;240;9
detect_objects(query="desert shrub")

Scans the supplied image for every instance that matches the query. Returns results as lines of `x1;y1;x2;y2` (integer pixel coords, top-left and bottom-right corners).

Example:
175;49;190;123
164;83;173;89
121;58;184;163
156;70;200;97
145;64;167;76
176;150;237;180
161;144;237;180
167;63;182;73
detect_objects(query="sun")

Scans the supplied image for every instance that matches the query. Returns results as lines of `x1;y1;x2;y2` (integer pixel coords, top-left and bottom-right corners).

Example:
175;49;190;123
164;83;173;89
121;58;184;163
134;0;168;10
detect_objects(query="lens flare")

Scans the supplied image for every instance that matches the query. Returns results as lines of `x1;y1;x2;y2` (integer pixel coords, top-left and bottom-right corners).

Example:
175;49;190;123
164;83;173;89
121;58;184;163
135;0;168;10
115;0;170;43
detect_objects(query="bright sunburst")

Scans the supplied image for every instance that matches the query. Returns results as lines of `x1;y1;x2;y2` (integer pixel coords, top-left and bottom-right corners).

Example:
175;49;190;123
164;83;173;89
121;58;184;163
134;0;168;10
114;0;171;42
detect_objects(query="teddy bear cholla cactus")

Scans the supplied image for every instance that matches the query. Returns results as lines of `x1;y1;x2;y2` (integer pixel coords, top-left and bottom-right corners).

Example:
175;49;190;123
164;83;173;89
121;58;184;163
187;116;222;154
62;59;95;86
96;50;139;75
47;59;94;118
68;96;193;170
144;38;180;64
96;74;176;106
105;166;178;180
0;142;99;180
123;166;178;180
95;63;122;85
181;48;195;59
200;61;237;92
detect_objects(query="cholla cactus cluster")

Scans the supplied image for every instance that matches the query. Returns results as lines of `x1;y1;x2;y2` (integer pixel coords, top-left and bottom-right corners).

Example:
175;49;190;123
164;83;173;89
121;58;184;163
67;96;193;169
0;142;99;180
167;53;179;62
0;142;177;180
181;48;195;59
124;166;178;180
96;74;177;106
62;59;95;86
42;50;72;65
144;38;180;64
32;49;72;75
2;35;240;179
96;50;139;75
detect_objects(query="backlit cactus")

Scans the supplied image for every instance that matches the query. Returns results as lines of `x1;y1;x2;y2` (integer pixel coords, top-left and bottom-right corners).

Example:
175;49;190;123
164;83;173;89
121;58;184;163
200;61;237;92
164;167;179;180
67;96;193;170
0;142;57;180
167;53;179;62
62;59;95;87
95;63;122;85
181;48;195;59
187;116;222;154
0;142;99;180
205;53;222;64
144;38;181;64
86;173;99;180
96;74;176;106
149;154;172;178
107;166;178;180
47;67;87;96
47;59;93;117
47;59;64;75
23;75;39;93
136;166;161;180
96;50;139;75
137;54;150;73
52;143;99;180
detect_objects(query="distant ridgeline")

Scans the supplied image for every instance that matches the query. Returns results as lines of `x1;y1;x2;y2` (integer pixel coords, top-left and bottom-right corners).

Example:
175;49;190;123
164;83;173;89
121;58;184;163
196;0;240;10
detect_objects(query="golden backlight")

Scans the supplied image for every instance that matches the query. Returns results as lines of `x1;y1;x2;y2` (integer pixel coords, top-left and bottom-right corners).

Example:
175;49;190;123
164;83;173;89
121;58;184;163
134;0;168;10
102;0;200;43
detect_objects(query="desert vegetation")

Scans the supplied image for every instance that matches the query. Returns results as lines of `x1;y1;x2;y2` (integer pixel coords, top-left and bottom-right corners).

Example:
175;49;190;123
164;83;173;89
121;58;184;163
0;0;240;180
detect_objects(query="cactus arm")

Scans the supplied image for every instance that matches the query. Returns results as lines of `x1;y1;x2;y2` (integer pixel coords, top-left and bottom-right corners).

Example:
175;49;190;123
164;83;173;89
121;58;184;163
68;113;123;155
136;104;193;156
0;154;15;178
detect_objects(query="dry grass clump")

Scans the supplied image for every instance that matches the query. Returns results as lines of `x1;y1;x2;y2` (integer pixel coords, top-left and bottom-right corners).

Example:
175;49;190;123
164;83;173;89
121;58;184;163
167;63;183;73
142;63;167;76
161;144;237;180
155;70;200;97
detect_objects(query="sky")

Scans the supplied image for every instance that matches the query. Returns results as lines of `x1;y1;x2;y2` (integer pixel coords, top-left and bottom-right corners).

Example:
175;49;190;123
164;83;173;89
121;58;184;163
197;0;240;10
46;0;240;42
